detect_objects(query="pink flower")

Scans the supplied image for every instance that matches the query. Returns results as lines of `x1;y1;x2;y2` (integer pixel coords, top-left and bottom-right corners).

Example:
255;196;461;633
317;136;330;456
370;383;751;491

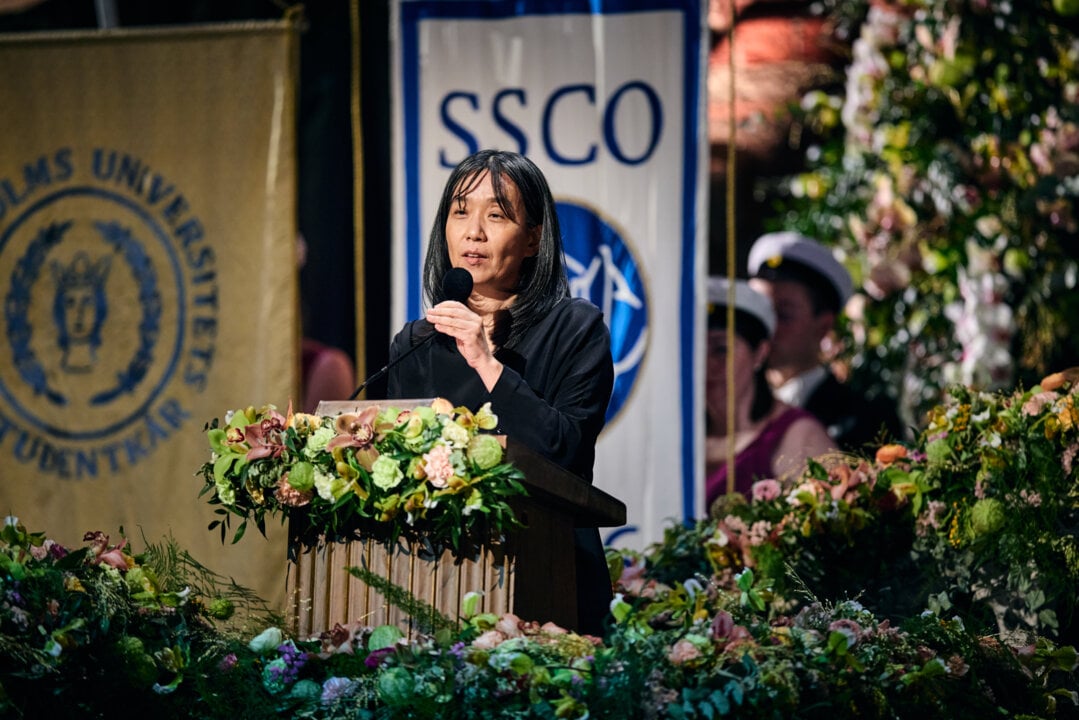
667;639;702;665
1064;443;1079;475
29;539;64;561
244;408;289;461
1019;489;1042;507
751;479;782;502
472;630;506;650
828;618;864;647
1023;391;1058;417
711;610;735;639
422;444;455;489
915;500;948;537
83;531;132;571
275;475;313;507
495;613;524;638
326;406;380;468
616;561;654;597
318;622;366;656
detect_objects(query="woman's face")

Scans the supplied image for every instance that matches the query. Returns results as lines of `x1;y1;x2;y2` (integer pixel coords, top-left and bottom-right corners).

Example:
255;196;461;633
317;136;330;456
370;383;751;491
445;170;540;300
705;328;760;418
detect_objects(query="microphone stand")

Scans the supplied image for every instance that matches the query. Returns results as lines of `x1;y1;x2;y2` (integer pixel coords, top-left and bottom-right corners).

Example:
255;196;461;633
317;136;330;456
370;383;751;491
348;330;436;400
348;267;473;400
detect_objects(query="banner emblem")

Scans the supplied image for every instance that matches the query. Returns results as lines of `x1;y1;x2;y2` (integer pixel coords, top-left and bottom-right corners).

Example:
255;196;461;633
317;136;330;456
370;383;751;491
559;200;647;423
0;150;217;476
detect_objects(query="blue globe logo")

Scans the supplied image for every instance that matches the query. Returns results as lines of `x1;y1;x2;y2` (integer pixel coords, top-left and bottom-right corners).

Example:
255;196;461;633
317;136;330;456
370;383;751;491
556;201;647;424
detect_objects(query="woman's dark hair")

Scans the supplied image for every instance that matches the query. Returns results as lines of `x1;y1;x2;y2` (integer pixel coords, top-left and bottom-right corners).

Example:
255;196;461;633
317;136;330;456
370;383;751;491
423;149;569;347
710;307;775;422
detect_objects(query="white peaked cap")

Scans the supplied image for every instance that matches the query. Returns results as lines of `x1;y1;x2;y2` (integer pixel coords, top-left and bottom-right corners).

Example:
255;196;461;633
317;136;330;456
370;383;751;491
706;276;776;339
747;231;853;309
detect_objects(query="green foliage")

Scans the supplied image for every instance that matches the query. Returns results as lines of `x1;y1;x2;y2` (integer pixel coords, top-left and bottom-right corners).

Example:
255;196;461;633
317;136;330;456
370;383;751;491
346;565;457;636
671;374;1079;643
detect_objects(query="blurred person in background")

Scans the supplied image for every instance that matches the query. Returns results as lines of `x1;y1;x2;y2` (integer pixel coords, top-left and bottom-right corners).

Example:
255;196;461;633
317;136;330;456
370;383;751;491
748;231;903;454
704;277;834;515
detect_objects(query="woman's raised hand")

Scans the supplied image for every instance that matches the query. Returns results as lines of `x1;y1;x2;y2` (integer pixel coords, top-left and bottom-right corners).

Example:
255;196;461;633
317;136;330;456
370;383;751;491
426;300;504;390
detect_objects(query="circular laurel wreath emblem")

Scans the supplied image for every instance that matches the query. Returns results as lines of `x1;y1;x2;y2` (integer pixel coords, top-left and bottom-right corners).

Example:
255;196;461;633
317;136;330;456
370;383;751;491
6;221;68;405
4;219;162;408
90;221;162;405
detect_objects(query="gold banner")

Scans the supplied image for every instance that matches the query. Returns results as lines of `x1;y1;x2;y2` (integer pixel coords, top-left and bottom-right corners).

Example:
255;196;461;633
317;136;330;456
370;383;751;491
0;22;299;610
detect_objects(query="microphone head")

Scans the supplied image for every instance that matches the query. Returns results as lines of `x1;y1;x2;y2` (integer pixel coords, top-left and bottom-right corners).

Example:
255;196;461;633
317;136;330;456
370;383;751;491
442;267;474;303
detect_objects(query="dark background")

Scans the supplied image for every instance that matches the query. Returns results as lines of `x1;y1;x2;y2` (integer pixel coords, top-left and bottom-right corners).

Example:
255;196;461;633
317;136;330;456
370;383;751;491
0;0;392;389
0;0;844;402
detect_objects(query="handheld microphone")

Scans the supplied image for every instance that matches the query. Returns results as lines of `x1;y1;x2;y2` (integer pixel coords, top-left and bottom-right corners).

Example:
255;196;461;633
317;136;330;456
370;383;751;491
347;268;473;399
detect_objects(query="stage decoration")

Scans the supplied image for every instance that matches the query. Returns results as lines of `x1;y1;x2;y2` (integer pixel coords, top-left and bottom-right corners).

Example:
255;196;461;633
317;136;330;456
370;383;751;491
0;516;274;716
642;369;1079;643
198;398;527;558
8;376;1079;715
3;512;1077;718
769;0;1079;424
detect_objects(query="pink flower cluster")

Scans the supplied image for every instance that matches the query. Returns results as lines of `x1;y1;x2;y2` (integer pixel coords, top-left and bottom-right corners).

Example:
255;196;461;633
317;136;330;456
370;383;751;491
422;444;455;489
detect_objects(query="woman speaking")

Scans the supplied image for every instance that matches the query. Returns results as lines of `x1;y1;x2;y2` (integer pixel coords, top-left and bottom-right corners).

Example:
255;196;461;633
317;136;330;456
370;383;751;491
387;149;614;636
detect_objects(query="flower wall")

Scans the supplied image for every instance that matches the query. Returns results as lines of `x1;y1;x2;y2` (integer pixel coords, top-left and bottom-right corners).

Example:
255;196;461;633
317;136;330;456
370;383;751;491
768;0;1079;424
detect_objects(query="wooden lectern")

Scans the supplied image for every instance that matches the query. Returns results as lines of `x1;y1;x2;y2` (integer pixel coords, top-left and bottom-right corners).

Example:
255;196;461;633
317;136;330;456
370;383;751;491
285;400;626;639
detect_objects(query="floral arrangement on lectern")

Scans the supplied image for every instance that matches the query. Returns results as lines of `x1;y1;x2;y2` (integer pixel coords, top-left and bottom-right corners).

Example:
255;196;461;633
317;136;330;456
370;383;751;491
199;398;527;558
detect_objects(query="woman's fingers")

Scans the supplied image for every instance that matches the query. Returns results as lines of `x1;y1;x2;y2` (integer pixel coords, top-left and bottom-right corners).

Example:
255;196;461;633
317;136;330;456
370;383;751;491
427;302;489;359
427;301;477;334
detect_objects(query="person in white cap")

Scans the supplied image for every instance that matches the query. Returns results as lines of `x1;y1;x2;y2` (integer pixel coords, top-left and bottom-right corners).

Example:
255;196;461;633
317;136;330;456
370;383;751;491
704;277;834;513
747;231;902;453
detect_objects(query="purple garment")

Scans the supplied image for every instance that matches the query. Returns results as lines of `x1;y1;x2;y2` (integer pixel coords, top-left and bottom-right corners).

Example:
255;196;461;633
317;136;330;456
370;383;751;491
705;406;816;510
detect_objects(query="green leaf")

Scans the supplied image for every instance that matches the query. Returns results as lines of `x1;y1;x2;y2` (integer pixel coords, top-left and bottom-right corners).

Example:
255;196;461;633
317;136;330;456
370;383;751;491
610;595;633;624
507;653;533;675
462;591;482;619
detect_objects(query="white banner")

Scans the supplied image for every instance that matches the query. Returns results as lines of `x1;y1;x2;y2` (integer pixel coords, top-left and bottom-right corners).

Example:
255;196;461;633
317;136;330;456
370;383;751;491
392;0;707;550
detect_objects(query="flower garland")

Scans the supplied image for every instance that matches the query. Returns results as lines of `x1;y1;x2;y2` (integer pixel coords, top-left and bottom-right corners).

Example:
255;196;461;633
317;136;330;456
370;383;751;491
199;398;527;558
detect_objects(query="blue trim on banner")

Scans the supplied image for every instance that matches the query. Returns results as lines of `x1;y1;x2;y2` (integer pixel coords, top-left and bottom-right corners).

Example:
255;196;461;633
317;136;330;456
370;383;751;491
400;0;693;19
400;4;423;321
678;2;702;526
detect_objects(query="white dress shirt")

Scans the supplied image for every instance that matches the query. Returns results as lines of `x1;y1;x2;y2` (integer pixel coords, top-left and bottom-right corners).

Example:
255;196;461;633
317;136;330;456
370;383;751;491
774;365;828;408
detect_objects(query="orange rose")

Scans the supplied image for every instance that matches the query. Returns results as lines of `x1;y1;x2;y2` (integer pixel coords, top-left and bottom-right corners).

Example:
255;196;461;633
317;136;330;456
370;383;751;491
1041;367;1079;392
1041;372;1066;392
875;444;908;466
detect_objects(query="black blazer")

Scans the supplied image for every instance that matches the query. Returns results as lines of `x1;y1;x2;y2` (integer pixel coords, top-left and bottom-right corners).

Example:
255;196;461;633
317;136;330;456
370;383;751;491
804;372;904;455
386;296;615;635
